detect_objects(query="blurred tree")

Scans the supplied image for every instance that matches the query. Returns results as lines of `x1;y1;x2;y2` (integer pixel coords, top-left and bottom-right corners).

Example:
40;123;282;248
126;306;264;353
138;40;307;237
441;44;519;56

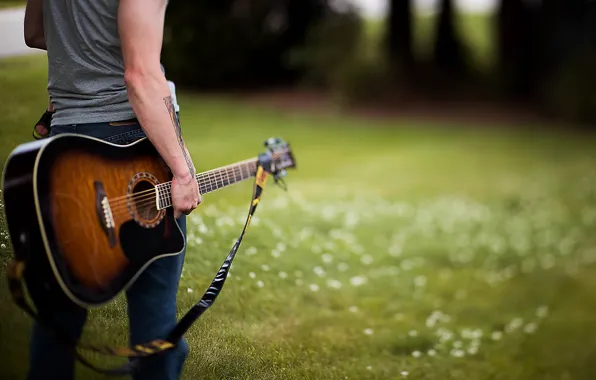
495;0;540;100
537;0;596;124
385;0;414;74
431;0;470;78
160;0;330;90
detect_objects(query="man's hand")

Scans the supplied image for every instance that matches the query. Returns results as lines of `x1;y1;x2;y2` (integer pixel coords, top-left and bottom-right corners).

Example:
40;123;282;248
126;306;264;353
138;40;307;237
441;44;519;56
32;100;55;140
171;173;201;219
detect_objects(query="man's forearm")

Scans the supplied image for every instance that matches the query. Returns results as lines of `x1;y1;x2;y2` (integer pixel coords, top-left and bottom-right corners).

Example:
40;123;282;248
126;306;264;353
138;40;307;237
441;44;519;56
125;70;195;180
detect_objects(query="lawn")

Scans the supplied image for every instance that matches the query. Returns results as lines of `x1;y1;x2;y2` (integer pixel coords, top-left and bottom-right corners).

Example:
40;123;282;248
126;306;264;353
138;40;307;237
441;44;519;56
0;0;24;9
2;54;596;380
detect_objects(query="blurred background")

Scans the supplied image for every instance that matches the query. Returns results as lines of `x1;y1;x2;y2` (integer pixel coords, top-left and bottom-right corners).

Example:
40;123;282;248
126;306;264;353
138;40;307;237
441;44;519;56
1;1;596;379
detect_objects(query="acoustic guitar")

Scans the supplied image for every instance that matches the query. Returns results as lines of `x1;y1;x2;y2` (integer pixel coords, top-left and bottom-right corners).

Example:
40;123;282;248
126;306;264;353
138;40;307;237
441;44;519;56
1;134;296;309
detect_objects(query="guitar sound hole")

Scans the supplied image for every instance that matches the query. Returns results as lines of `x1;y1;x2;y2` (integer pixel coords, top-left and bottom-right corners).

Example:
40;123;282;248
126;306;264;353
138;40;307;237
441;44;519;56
132;180;159;221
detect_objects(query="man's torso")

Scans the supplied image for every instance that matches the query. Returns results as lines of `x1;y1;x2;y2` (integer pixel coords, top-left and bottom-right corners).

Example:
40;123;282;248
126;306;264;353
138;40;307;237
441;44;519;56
43;0;176;127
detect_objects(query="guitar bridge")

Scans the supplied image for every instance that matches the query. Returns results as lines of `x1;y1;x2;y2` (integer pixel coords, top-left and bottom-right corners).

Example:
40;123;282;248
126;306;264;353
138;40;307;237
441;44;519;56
94;181;117;248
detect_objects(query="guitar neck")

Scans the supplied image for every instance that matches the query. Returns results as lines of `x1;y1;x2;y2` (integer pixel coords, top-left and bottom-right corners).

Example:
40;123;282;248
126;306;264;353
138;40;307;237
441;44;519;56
157;158;258;209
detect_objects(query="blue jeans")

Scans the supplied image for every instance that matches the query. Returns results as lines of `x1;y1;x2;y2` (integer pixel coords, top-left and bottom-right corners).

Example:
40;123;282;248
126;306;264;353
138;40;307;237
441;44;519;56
27;120;189;380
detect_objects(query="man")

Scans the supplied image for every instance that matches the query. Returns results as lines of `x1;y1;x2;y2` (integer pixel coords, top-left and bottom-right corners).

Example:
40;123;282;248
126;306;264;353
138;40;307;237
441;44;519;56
23;0;201;379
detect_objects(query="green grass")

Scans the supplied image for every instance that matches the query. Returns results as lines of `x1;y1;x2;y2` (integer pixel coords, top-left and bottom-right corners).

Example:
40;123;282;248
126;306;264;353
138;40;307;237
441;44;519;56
0;0;24;9
2;54;596;379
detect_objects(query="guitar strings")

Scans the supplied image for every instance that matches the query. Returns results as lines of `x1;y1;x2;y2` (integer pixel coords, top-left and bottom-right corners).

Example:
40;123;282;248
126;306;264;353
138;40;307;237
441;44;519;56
107;169;233;208
105;150;286;217
106;157;257;206
107;172;243;219
107;167;255;217
107;159;256;209
107;170;232;214
106;151;283;207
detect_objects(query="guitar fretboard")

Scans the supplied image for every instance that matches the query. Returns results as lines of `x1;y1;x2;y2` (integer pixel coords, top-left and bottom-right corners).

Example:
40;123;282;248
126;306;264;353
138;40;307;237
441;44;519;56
156;159;258;209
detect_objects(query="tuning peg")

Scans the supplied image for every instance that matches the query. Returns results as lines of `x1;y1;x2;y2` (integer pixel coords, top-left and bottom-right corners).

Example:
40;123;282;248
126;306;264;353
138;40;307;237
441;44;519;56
264;137;276;147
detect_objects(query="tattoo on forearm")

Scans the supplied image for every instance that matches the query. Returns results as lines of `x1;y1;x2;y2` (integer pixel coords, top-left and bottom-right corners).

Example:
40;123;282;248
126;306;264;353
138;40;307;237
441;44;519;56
164;95;195;177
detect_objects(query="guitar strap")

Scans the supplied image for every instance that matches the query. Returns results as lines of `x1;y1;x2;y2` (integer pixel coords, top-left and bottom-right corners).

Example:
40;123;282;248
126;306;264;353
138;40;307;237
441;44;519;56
6;159;274;376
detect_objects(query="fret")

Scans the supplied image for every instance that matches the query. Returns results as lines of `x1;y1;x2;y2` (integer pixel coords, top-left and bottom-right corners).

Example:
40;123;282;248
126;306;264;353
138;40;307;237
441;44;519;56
226;167;233;186
234;165;241;182
242;164;247;179
215;169;222;190
222;168;230;188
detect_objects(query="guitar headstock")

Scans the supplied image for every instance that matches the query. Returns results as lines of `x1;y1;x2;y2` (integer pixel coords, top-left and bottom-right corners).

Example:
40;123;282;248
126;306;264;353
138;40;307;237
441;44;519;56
260;137;296;181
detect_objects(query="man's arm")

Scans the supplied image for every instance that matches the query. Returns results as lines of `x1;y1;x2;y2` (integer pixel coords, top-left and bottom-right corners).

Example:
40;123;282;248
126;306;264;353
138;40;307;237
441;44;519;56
118;0;195;181
24;0;46;50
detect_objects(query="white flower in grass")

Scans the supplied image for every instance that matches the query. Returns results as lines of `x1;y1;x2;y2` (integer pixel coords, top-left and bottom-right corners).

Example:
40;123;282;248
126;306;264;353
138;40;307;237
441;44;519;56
349;306;358;313
344;211;360;228
361;255;373;265
400;370;409;377
337;263;349;272
524;323;537;334
350;276;367;287
271;249;281;258
408;330;418;337
246;246;257;256
437;328;453;342
249;272;256;279
450;349;465;358
313;266;326;277
427;349;436;357
491;331;503;341
309;284;319;292
388;244;402;257
279;271;288;279
467;346;479;355
364;328;373;336
323;241;337;251
187;288;193;293
506;318;523;333
276;242;286;252
322;253;333;263
414;276;427;288
198;224;209;234
256;280;264;288
298;228;313;241
366;365;372;371
351;244;364;254
536;306;549;318
295;279;303;286
327;279;342;289
401;260;413;271
411;350;421;358
261;264;270;271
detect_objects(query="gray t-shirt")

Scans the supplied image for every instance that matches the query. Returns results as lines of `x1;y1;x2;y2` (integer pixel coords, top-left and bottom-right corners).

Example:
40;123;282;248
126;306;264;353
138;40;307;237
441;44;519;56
42;0;176;126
